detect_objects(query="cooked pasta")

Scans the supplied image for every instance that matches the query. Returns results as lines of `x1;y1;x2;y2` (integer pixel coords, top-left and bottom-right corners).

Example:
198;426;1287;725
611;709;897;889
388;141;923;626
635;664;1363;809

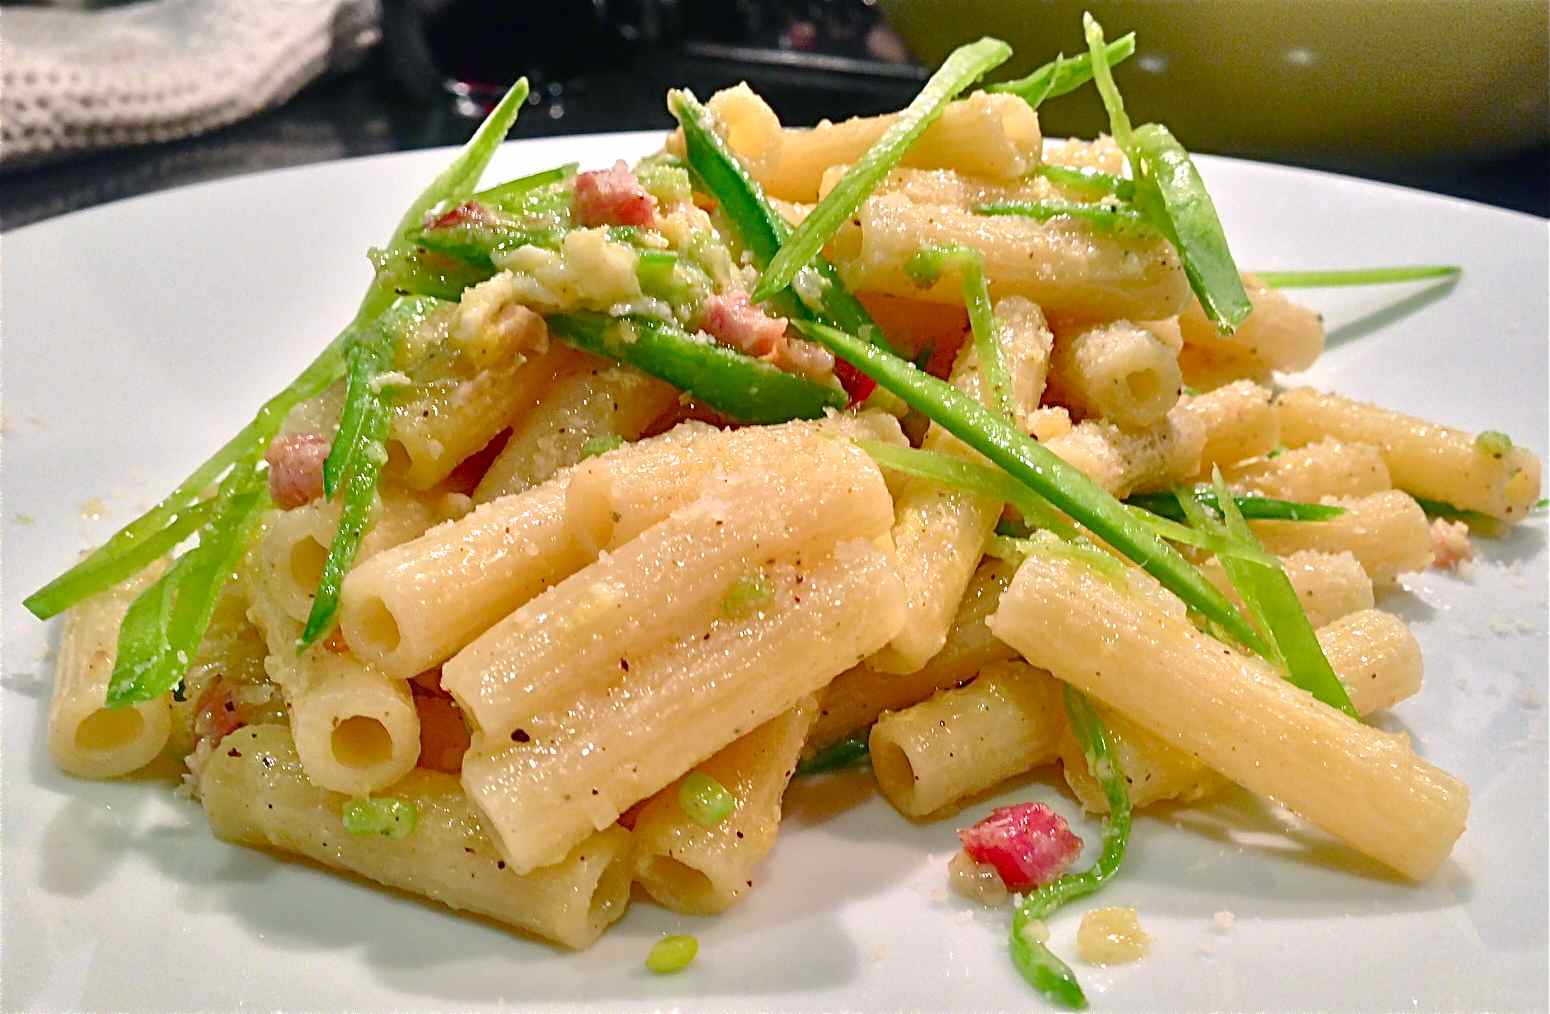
631;698;817;914
870;297;1050;673
1277;387;1543;521
990;550;1468;879
28;24;1544;1001
201;724;633;949
48;566;174;779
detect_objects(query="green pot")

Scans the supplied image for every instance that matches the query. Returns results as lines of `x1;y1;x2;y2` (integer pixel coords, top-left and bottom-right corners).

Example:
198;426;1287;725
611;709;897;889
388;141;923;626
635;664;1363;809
880;0;1549;163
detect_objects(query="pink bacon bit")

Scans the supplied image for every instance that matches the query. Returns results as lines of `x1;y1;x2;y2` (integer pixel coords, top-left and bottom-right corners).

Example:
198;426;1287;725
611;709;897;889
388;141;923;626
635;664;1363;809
264;432;331;509
700;289;789;360
426;199;501;232
1429;517;1475;571
958;803;1084;893
573;161;656;228
192;678;246;748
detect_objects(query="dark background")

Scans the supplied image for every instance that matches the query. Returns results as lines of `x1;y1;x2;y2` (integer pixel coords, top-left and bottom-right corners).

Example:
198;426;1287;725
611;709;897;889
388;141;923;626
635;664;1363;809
3;0;1545;230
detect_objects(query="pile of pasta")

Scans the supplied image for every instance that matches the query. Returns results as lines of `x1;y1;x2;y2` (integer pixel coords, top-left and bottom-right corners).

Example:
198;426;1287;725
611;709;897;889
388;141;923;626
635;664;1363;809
48;81;1543;954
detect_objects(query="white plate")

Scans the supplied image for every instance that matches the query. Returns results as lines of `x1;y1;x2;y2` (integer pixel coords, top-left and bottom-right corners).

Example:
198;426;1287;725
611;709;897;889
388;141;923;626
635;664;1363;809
2;134;1546;1012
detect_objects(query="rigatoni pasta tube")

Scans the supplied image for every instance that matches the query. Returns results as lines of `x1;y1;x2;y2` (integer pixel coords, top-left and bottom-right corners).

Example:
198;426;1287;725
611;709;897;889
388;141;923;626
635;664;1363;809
339;479;588;678
810;558;1017;750
1178;342;1270;392
831;193;1190;323
1276;387;1543;521
1179;380;1279;477
1061;607;1423;812
988;550;1467;879
387;347;569;490
288;653;421;797
870;298;1051;674
462;537;906;873
199;724;633;950
446;447;894;747
1226;439;1392;502
1047;318;1183;429
48;566;173;779
631;698;817;915
688;89;1043;203
1040;405;1205;498
1251;490;1432;586
1202;549;1374;630
1178;274;1324;373
252;491;441;624
870;661;1064;818
563;412;905;554
1042;135;1126;174
474;360;678;502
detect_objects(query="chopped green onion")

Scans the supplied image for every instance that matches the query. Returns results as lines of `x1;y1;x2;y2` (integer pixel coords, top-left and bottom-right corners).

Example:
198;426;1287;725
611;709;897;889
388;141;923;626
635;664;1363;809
342;796;418;839
1083;15;1250;334
547;313;846;424
579;434;625;460
24;79;532;623
678;773;736;828
973;198;1157;236
1534;498;1548;511
753;37;1012;303
986;33;1136;109
791;318;1271;658
1125;489;1346;523
795;734;871;776
1253;266;1460;288
903;244;1013;418
1008;687;1131;1009
720;573;772;617
645;934;699;974
859;439;1075;539
634;156;694;206
1034;164;1135;201
1475;430;1514;457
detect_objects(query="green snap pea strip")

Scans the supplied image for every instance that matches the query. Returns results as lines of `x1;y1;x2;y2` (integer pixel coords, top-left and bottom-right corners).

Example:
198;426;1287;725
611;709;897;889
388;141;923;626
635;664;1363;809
106;481;270;707
1125;489;1346;523
903;243;1013;418
1173;473;1358;717
1253;265;1460;288
1083;15;1250;334
986;33;1136;109
858;440;1076;540
794;734;871;776
1034;164;1136;201
302;297;437;648
546;313;846;424
753;38;1012;303
1009;686;1132;1009
667;89;887;347
972;199;1157;236
471;162;578;209
791;318;1272;657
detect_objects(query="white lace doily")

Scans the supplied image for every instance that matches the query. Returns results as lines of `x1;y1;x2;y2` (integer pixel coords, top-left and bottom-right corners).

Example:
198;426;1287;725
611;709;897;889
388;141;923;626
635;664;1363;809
1;0;381;169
